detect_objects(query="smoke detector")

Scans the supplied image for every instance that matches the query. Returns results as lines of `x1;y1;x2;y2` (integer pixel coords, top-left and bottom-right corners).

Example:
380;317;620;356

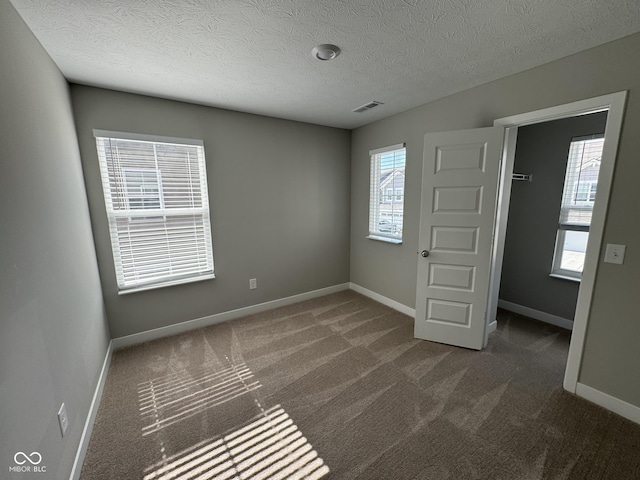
312;44;341;61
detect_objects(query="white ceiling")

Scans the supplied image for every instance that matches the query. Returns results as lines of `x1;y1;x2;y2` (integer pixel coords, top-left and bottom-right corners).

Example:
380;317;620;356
10;0;640;129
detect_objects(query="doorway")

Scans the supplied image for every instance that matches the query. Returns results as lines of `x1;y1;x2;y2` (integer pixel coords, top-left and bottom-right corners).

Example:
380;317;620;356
498;112;607;329
490;91;627;393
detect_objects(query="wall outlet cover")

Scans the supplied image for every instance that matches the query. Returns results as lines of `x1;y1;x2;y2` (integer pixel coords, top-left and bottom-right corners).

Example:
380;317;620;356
58;403;68;437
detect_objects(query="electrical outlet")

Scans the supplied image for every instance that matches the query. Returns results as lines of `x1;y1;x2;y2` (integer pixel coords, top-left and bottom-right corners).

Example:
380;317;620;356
604;244;626;265
58;403;68;437
249;278;257;290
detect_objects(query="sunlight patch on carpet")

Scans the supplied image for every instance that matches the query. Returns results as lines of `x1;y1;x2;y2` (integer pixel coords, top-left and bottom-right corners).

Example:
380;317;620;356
139;362;262;435
143;405;329;480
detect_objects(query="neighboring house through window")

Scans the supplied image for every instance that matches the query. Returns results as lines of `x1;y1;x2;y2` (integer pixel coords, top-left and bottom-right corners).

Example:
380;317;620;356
122;167;165;221
122;168;162;209
551;134;604;280
368;143;406;243
94;130;215;293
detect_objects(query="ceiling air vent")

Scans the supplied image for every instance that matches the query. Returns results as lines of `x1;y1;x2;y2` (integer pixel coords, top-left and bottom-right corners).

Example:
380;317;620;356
352;101;384;113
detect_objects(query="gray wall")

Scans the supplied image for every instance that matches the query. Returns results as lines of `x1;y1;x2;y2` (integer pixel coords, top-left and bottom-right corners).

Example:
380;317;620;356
499;113;608;320
351;32;640;408
70;85;352;338
0;2;111;479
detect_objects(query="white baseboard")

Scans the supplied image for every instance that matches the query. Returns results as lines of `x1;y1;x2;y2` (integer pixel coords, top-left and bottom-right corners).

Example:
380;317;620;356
112;283;351;349
575;382;640;426
487;320;497;335
498;300;573;330
69;340;113;480
349;283;415;317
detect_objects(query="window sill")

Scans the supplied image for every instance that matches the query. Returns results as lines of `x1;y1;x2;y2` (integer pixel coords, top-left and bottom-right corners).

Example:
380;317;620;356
549;273;581;283
367;235;402;245
118;273;216;295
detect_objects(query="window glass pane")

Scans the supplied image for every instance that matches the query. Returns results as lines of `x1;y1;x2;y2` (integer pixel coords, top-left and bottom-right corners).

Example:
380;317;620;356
369;146;406;240
558;230;589;273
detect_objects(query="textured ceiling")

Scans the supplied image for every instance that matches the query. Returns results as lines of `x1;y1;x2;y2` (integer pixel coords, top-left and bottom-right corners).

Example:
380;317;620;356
9;0;640;129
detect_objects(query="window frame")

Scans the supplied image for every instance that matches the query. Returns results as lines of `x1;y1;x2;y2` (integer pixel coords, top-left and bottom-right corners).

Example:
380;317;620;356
367;143;406;244
94;130;215;294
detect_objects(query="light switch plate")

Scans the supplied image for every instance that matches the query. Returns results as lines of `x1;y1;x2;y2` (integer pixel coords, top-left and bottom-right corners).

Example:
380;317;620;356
604;244;626;264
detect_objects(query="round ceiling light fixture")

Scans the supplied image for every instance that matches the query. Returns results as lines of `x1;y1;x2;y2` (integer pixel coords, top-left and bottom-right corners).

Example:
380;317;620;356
312;44;341;61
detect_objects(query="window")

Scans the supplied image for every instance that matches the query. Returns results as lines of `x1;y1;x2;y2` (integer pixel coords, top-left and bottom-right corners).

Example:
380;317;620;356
368;143;406;243
94;130;215;293
385;188;394;202
551;134;604;280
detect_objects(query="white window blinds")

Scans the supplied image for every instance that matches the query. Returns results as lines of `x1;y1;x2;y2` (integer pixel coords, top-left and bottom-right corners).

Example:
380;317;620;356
368;144;406;242
94;131;214;293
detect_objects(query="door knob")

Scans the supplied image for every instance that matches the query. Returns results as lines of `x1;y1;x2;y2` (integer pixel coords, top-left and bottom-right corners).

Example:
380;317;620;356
420;250;430;257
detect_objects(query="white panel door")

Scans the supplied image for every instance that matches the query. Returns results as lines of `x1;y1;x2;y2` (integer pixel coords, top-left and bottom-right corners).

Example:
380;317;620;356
415;127;505;350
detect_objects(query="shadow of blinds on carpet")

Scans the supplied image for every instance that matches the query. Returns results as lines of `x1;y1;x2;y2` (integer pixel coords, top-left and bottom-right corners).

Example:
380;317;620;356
139;358;330;480
139;361;262;435
143;405;329;480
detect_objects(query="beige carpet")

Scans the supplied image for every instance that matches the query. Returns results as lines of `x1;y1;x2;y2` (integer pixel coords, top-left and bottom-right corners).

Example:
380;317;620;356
80;291;640;479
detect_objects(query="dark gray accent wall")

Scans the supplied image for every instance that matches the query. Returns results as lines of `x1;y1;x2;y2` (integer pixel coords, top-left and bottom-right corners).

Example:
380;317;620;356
499;112;608;320
0;1;110;479
70;85;352;338
351;32;640;408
